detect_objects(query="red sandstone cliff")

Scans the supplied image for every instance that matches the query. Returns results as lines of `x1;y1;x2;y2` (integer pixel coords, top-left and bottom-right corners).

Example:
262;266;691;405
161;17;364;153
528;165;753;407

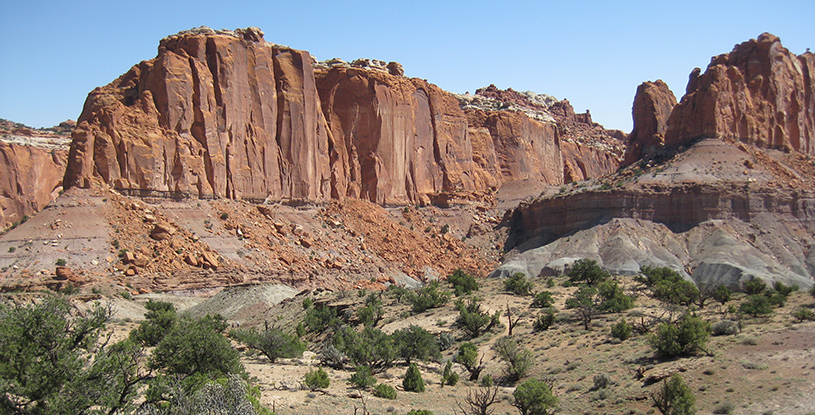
665;33;815;154
623;80;677;166
64;27;623;205
0;142;67;228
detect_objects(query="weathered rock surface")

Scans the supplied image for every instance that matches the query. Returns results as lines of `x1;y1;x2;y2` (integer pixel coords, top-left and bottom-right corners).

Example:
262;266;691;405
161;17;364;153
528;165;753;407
64;27;623;206
665;33;815;154
65;26;331;203
623;80;677;166
0;142;68;228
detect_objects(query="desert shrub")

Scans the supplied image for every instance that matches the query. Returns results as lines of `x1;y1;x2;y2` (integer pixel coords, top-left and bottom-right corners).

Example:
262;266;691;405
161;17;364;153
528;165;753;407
151;315;243;379
0;296;127;414
493;336;534;382
392;324;441;364
597;279;635;312
713;285;732;306
408;281;451;312
530;291;555;308
533;309;556;332
652;275;699;306
406;411;432;415
348;365;377;389
512;379;558;415
304;367;330;389
437;331;455;351
456;298;501;339
304;303;339;332
792;307;815;322
318;343;347;369
652;373;695;415
448;269;479;296
740;295;773;317
441;360;459;387
357;293;384;327
504;273;534;295
565;285;599;329
56;258;67;266
480;374;494;387
743;278;766;295
711;319;739;336
773;281;798;297
610;319;632;341
374;383;397;399
139;375;270;415
712;401;735;414
456;342;484;381
302;297;313;309
230;325;305;363
403;363;425;392
765;290;787;308
649;314;711;358
131;300;178;347
568;259;609;286
333;326;396;372
219;212;229;220
593;373;611;390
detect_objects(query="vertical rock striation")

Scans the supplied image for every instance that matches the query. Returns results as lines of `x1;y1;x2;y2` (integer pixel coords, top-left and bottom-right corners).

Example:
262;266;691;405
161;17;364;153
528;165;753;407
623;80;677;166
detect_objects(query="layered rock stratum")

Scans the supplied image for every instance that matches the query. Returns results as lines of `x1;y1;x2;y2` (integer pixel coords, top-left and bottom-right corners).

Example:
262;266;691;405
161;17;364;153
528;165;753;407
497;33;815;289
63;27;623;206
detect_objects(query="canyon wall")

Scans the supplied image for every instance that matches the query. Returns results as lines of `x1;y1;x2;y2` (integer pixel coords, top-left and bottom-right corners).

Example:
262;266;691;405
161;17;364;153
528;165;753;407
665;33;815;154
0;142;67;227
64;27;622;206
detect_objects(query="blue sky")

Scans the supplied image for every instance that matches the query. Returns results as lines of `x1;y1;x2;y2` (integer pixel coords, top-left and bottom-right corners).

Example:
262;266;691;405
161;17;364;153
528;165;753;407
1;0;812;131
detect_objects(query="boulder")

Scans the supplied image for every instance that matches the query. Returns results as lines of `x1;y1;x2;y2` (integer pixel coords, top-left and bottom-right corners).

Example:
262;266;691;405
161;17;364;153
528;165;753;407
150;222;176;240
201;251;219;269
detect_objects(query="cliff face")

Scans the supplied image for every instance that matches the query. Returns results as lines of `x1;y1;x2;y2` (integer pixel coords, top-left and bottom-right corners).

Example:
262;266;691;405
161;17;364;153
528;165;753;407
665;33;815;154
65;27;331;203
0;142;67;228
623;80;677;166
64;27;623;205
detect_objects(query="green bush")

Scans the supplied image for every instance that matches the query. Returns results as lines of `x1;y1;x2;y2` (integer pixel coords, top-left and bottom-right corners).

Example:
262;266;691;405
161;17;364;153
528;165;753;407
220;212;229;220
504;272;534;295
530;291;555;308
637;265;680;287
743;278;766;295
653;276;699;306
348;365;377;389
792;307;814;322
408;281;451;312
532;309;556;332
150;315;244;379
304;303;339;332
302;297;313;309
493;336;534;382
739;294;773;317
56;258;67;266
333;326;396;371
392;324;441;364
448;268;479;296
610;319;632;341
304;367;330;389
512;379;559;415
713;284;732;306
229;325;306;363
597;279;635;312
441;360;459;387
565;285;597;309
652;373;695;415
773;281;798;297
455;298;501;338
711;319;739;336
356;293;384;327
406;411;433;415
568;259;609;286
480;374;494;387
456;342;484;381
403;363;425;392
649;314;711;358
130;300;176;346
373;383;397;399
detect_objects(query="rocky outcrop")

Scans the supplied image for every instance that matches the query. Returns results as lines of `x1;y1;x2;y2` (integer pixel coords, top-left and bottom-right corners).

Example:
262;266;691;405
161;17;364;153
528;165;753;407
665;33;815;154
623;80;677;166
0;142;67;228
65;27;331;203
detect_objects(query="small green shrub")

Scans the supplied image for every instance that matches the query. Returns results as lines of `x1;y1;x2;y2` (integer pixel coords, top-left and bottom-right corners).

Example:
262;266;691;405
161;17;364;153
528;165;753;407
743;278;767;295
406;411;432;415
374;383;397;399
55;258;67;266
455;298;501;339
219;212;229;220
448;269;478;296
652;373;695;415
441;360;459;387
650;314;711;358
302;297;313;309
403;363;425;392
512;379;558;415
480;374;494;387
304;367;330;389
392;325;440;364
533;309;556;332
711;319;739;336
713;401;735;414
713;285;732;305
568;259;609;286
530;291;555;308
597;279;635;312
408;281;451;313
610;319;632;340
8;246;16;253
504;273;534;295
792;307;815;322
348;366;377;389
493;336;534;382
740;295;773;317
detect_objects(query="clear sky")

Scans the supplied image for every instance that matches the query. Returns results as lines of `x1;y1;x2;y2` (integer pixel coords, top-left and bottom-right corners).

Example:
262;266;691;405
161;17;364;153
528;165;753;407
1;0;812;132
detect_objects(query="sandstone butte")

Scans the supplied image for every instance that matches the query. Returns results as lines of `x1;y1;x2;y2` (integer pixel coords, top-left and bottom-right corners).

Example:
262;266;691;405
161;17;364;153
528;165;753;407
63;26;623;206
0;142;67;227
